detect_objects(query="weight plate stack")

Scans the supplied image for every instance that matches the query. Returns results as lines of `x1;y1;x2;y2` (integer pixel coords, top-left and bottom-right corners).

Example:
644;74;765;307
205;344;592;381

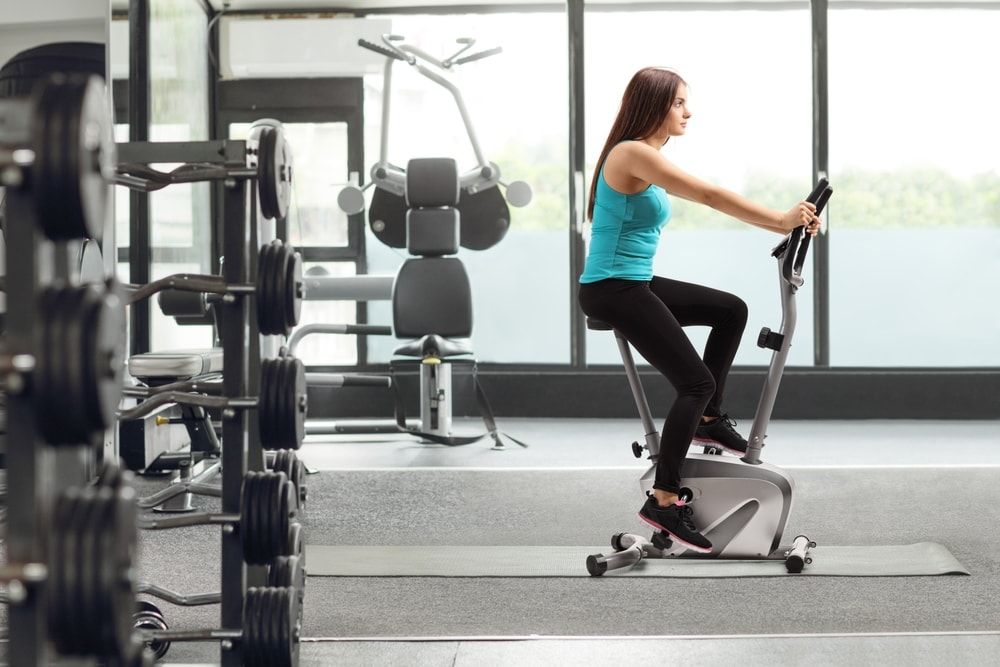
271;450;305;509
241;471;297;565
259;356;306;450
243;587;299;667
133;600;171;660
267;555;306;624
35;283;125;444
32;74;112;241
255;240;303;337
48;471;138;662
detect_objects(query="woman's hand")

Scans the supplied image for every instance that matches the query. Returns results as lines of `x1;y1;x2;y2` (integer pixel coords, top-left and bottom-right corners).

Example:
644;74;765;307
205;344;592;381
780;201;822;236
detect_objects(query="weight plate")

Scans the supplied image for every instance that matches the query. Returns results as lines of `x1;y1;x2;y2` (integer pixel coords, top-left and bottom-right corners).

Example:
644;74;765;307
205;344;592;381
276;585;299;667
256;242;273;335
74;486;103;651
272;357;291;451
47;488;77;652
241;473;256;565
286;522;303;562
457;185;511;250
275;476;293;559
257;128;279;220
368;188;408;248
63;287;93;443
34;75;111;241
110;475;140;661
255;243;276;335
260;357;281;449
270;242;292;337
258;358;276;449
293;458;307;508
289;357;306;450
267;587;283;667
283;247;302;333
267;555;305;623
93;486;117;652
84;283;126;433
275;129;293;221
242;587;260;667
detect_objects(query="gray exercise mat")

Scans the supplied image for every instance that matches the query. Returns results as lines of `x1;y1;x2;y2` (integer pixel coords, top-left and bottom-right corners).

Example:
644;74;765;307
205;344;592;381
305;542;968;578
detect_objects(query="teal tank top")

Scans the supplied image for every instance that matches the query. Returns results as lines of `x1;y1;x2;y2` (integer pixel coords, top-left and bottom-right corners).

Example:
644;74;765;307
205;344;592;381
579;166;671;283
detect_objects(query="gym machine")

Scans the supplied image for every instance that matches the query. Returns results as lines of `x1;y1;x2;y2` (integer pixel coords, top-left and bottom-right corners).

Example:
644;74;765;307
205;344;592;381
586;180;833;576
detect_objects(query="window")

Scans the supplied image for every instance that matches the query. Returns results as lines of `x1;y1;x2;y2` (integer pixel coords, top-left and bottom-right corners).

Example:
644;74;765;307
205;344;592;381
584;5;814;367
828;7;1000;366
361;12;571;364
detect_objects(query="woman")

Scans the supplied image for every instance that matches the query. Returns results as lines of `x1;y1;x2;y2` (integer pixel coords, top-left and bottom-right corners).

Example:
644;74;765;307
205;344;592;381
578;67;821;553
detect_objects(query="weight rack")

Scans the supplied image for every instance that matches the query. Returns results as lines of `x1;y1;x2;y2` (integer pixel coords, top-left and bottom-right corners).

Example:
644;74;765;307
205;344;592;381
115;134;301;666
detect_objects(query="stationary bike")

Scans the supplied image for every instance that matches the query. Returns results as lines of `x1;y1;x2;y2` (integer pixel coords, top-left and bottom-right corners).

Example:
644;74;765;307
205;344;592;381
587;179;833;575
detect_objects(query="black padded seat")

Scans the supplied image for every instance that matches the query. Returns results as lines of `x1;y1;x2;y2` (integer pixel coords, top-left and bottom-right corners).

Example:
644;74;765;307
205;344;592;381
586;317;613;331
393;334;473;359
128;348;223;381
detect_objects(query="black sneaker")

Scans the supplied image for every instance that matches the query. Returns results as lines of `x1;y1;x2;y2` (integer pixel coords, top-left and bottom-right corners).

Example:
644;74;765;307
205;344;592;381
638;495;712;554
693;414;747;456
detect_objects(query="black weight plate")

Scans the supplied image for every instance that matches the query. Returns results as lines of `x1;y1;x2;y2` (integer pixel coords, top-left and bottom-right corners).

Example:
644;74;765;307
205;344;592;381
241;587;261;667
293;458;307;508
286;522;303;563
368;188;408;248
111;477;140;660
267;556;305;622
457;185;511;250
260;358;282;450
265;357;288;451
62;287;92;443
288;357;306;450
240;473;259;564
270;357;288;449
258;473;275;565
257;128;279;220
254;242;274;335
275;477;294;559
72;486;102;651
276;586;298;667
266;587;282;667
261;588;278;667
270;243;292;337
93;486;118;653
266;473;286;562
257;358;274;449
86;285;126;433
255;242;277;335
283;247;302;332
34;288;60;440
274;128;293;221
47;488;78;652
35;76;109;241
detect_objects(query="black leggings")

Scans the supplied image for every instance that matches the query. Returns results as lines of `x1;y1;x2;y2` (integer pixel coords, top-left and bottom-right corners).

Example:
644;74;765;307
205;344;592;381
579;277;748;494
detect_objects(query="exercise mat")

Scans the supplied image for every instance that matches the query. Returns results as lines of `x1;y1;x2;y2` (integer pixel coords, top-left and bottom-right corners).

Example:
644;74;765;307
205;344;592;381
305;542;967;578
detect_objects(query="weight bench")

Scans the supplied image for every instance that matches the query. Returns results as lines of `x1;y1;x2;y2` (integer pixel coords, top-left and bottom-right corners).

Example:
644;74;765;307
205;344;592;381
122;348;225;512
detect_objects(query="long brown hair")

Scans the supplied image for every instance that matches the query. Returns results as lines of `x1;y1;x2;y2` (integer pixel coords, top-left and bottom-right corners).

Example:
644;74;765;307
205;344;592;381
587;67;687;221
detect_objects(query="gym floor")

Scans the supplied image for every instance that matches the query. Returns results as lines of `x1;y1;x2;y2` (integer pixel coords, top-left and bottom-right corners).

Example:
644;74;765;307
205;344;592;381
118;418;1000;666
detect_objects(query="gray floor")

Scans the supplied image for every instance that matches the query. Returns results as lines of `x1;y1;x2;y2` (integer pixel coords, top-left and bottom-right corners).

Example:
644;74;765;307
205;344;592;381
129;418;1000;665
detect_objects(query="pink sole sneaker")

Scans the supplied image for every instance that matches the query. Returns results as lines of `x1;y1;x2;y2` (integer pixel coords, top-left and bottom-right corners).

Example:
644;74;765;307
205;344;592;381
637;513;713;554
691;436;746;456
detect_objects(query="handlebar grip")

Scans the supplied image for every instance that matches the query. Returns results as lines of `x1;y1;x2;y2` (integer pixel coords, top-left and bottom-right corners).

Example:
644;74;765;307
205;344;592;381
453;46;502;65
358;38;406;61
806;177;828;205
814;186;833;216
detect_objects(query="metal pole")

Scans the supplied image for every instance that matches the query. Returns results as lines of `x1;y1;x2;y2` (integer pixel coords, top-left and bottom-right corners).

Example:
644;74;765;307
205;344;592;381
811;0;830;366
220;175;249;667
568;0;586;368
129;0;152;354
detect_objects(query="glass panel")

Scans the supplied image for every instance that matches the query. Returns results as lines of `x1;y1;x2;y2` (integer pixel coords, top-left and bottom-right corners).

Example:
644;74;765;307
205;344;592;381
293;262;359;367
583;6;813;367
230;122;351;248
149;0;211;351
360;12;570;364
828;7;1000;366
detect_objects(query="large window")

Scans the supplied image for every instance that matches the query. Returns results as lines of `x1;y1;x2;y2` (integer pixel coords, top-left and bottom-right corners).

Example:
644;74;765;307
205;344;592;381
361;12;571;365
583;5;813;367
148;0;211;351
828;7;1000;366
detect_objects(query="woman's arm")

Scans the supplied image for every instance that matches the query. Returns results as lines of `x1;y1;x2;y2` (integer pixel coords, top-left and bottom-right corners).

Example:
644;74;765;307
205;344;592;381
612;142;818;234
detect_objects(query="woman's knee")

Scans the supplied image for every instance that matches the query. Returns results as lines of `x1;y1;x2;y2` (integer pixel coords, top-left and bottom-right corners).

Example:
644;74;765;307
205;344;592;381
681;373;716;403
728;295;749;327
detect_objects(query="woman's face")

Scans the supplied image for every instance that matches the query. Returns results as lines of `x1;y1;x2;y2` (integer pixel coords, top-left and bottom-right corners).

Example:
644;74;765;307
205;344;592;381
661;83;691;138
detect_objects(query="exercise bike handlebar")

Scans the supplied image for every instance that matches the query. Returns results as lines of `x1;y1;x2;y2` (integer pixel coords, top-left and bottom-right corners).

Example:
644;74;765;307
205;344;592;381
775;179;833;287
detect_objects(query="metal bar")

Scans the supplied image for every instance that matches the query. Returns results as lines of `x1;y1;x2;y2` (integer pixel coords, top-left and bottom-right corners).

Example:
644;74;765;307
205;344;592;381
116;140;243;165
129;0;152;355
812;0;830;367
137;582;220;607
4;186;46;665
568;0;586;369
220;175;250;667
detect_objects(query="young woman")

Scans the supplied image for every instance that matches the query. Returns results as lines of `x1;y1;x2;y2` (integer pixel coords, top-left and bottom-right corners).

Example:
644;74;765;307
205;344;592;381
578;67;822;553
